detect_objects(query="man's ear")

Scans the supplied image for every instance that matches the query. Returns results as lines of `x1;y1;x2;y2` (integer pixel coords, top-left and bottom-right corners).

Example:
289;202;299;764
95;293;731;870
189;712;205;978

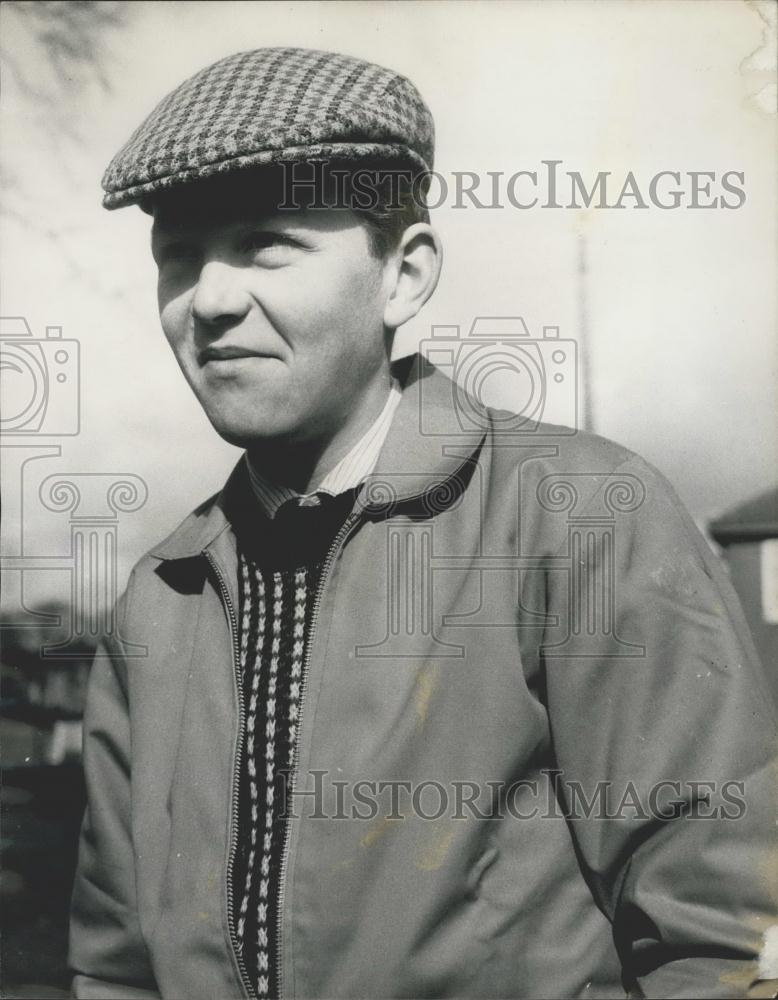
383;223;443;330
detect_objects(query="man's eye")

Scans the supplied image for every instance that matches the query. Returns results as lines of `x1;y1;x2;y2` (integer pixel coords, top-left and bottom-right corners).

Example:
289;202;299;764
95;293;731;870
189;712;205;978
243;233;298;262
158;242;200;265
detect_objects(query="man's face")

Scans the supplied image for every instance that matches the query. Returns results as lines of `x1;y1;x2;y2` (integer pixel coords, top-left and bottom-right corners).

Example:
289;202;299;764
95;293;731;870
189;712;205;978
152;187;394;449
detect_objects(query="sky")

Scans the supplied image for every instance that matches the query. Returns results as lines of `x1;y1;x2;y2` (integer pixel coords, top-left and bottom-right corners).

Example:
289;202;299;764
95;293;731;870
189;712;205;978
1;0;776;614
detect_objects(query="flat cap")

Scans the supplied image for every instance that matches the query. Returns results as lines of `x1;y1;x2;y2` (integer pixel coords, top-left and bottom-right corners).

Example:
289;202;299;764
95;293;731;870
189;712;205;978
102;46;435;210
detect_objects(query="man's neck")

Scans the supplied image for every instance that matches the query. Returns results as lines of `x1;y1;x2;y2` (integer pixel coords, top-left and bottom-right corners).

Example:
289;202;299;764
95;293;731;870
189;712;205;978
246;368;396;493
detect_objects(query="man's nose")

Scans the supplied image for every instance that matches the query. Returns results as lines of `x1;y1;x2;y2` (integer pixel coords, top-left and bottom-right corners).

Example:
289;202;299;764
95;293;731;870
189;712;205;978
191;260;252;326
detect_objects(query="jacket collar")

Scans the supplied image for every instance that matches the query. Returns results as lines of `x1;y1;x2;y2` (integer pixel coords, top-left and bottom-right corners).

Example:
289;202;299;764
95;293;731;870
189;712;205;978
149;353;486;561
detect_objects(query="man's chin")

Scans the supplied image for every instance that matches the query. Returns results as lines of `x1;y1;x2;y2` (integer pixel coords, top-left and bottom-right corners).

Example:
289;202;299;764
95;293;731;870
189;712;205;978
208;415;299;450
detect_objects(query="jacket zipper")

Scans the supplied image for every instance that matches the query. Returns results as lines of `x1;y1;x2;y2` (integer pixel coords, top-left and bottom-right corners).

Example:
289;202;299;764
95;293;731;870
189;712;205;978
274;511;361;1000
203;549;257;1000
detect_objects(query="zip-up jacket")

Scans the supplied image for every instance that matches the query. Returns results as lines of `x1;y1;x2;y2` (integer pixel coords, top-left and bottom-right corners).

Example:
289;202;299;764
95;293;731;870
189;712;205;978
69;354;778;999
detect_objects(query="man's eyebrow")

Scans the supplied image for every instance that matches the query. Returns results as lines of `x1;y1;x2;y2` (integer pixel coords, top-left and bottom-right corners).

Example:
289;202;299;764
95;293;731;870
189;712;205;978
151;209;302;235
151;212;197;233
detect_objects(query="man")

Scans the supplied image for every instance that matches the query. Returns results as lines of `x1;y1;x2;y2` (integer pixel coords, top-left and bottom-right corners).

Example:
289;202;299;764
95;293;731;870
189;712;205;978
69;47;777;999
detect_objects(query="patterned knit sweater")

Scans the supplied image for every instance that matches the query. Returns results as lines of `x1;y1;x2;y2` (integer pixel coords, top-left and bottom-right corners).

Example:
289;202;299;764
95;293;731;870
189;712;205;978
229;489;357;998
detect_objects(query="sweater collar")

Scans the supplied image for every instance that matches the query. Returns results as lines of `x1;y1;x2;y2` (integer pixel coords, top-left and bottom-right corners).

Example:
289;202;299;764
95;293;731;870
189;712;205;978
149;353;486;561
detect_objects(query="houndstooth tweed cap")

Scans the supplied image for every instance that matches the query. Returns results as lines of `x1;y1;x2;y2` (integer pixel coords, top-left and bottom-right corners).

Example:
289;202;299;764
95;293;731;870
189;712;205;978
102;47;435;210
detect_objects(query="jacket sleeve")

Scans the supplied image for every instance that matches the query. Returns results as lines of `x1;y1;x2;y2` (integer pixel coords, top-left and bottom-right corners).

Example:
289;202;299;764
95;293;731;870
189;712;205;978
69;582;161;999
541;455;778;999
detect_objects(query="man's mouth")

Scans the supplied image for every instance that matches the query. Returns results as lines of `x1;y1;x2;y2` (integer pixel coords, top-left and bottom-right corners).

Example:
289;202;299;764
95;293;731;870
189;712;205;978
199;345;274;364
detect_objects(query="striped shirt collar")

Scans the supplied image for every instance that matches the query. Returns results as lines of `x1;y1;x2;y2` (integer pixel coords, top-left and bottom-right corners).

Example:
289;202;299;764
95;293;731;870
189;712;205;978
246;378;402;519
